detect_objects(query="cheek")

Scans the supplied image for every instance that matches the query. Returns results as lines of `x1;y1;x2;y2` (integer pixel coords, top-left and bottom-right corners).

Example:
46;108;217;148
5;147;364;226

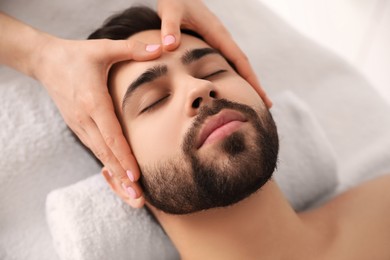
126;113;183;166
218;77;264;108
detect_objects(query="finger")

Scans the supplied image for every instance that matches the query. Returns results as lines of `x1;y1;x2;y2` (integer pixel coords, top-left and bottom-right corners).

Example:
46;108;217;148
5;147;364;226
188;13;273;108
127;195;146;209
68;123;95;156
67;120;90;147
65;111;102;155
158;0;183;51
89;97;141;182
227;50;273;108
84;116;143;199
211;37;273;107
202;25;266;101
96;39;162;64
102;169;145;208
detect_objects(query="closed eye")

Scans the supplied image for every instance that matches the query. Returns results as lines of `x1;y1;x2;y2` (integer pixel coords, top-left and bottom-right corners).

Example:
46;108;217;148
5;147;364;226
140;95;170;114
139;70;226;114
202;69;227;79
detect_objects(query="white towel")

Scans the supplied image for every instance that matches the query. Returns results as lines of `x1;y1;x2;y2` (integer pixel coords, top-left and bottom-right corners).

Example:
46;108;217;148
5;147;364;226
46;174;178;260
46;92;338;260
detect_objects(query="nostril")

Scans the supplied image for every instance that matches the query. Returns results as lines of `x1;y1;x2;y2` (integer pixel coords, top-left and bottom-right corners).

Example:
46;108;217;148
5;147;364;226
192;97;202;108
209;90;216;98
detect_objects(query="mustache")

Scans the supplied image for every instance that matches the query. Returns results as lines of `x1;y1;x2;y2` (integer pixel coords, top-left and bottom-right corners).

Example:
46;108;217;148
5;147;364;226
182;99;259;152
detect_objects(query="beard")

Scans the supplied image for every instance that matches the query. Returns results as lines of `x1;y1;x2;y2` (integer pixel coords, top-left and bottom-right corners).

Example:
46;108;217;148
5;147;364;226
139;99;279;215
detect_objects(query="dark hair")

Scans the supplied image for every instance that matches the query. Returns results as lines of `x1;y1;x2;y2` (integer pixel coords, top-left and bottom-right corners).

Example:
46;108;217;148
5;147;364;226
88;5;236;70
88;5;203;41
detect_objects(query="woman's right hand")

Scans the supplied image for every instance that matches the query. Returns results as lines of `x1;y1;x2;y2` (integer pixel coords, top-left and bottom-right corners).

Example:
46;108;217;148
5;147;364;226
1;12;162;208
34;36;162;208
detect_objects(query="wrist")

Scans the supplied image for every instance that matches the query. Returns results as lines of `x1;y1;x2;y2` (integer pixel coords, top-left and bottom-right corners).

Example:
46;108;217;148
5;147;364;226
0;13;59;79
29;31;60;81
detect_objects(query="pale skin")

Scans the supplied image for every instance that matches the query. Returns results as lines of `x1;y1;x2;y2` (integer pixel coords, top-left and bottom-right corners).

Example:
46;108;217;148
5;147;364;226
103;30;390;259
0;0;272;207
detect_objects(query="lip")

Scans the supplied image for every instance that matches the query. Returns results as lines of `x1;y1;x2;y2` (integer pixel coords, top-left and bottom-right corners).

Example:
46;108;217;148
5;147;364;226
196;109;247;149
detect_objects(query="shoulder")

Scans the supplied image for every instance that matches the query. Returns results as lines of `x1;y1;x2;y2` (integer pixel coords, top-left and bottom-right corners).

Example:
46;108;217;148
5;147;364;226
314;175;390;259
333;175;390;216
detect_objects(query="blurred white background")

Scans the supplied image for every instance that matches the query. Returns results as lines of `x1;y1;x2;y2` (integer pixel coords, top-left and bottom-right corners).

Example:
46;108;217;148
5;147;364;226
258;0;390;104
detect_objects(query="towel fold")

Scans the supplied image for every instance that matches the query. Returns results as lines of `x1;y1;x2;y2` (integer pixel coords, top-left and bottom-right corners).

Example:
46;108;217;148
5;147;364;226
46;174;179;260
46;91;338;260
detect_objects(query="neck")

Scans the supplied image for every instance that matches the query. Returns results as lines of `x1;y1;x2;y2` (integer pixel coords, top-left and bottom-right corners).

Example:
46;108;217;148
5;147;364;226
152;180;326;260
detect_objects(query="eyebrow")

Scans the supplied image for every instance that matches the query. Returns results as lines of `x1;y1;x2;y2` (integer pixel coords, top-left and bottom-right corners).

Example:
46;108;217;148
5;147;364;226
181;48;219;65
122;48;220;111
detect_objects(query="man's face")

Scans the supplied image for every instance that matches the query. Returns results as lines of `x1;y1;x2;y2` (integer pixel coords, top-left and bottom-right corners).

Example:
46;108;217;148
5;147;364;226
110;30;278;214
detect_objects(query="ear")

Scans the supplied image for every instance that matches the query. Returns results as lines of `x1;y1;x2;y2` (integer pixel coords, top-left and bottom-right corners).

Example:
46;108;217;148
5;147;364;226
101;167;145;208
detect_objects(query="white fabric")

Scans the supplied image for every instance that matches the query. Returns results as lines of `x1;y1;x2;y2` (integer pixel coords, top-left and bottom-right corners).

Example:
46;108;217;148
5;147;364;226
45;91;337;260
0;77;100;260
271;92;338;210
1;0;390;259
46;174;179;260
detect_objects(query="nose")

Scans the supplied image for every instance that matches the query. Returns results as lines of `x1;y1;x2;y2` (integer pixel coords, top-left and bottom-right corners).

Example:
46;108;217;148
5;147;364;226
185;79;218;117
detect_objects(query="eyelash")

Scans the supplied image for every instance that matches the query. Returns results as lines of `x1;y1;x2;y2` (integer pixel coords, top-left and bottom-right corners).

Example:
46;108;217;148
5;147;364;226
202;69;227;79
140;69;227;114
140;95;170;114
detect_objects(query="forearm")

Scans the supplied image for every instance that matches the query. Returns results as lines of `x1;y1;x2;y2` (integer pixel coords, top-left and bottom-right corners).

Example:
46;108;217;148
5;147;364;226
0;12;54;78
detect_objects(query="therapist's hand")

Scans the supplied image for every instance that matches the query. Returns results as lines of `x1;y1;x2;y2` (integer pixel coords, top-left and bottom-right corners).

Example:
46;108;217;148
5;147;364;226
34;36;161;208
157;0;272;108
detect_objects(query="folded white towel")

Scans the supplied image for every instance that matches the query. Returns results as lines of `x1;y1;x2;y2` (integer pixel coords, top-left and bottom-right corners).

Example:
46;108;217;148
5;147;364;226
46;92;338;260
46;174;178;260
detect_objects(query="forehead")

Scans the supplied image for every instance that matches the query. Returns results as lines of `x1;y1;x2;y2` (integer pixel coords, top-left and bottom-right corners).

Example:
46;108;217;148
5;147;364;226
110;30;213;108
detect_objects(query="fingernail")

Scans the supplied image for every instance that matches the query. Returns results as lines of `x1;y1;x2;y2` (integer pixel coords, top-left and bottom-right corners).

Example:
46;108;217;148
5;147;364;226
108;170;113;177
163;35;175;46
126;170;135;182
122;183;137;199
146;44;160;52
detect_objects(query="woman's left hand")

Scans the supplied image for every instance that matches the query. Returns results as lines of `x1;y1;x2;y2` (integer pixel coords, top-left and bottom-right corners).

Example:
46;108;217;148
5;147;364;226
157;0;272;108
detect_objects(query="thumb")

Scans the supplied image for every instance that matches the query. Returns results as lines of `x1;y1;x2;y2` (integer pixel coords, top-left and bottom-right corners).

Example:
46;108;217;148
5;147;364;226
158;1;183;51
100;39;162;63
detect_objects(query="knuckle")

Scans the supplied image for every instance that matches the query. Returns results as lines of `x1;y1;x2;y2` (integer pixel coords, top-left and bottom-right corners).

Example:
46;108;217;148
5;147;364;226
74;111;85;125
104;135;116;147
95;148;111;163
83;93;98;110
116;151;133;165
115;155;126;165
124;40;137;52
86;96;108;117
76;93;94;112
116;152;129;162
